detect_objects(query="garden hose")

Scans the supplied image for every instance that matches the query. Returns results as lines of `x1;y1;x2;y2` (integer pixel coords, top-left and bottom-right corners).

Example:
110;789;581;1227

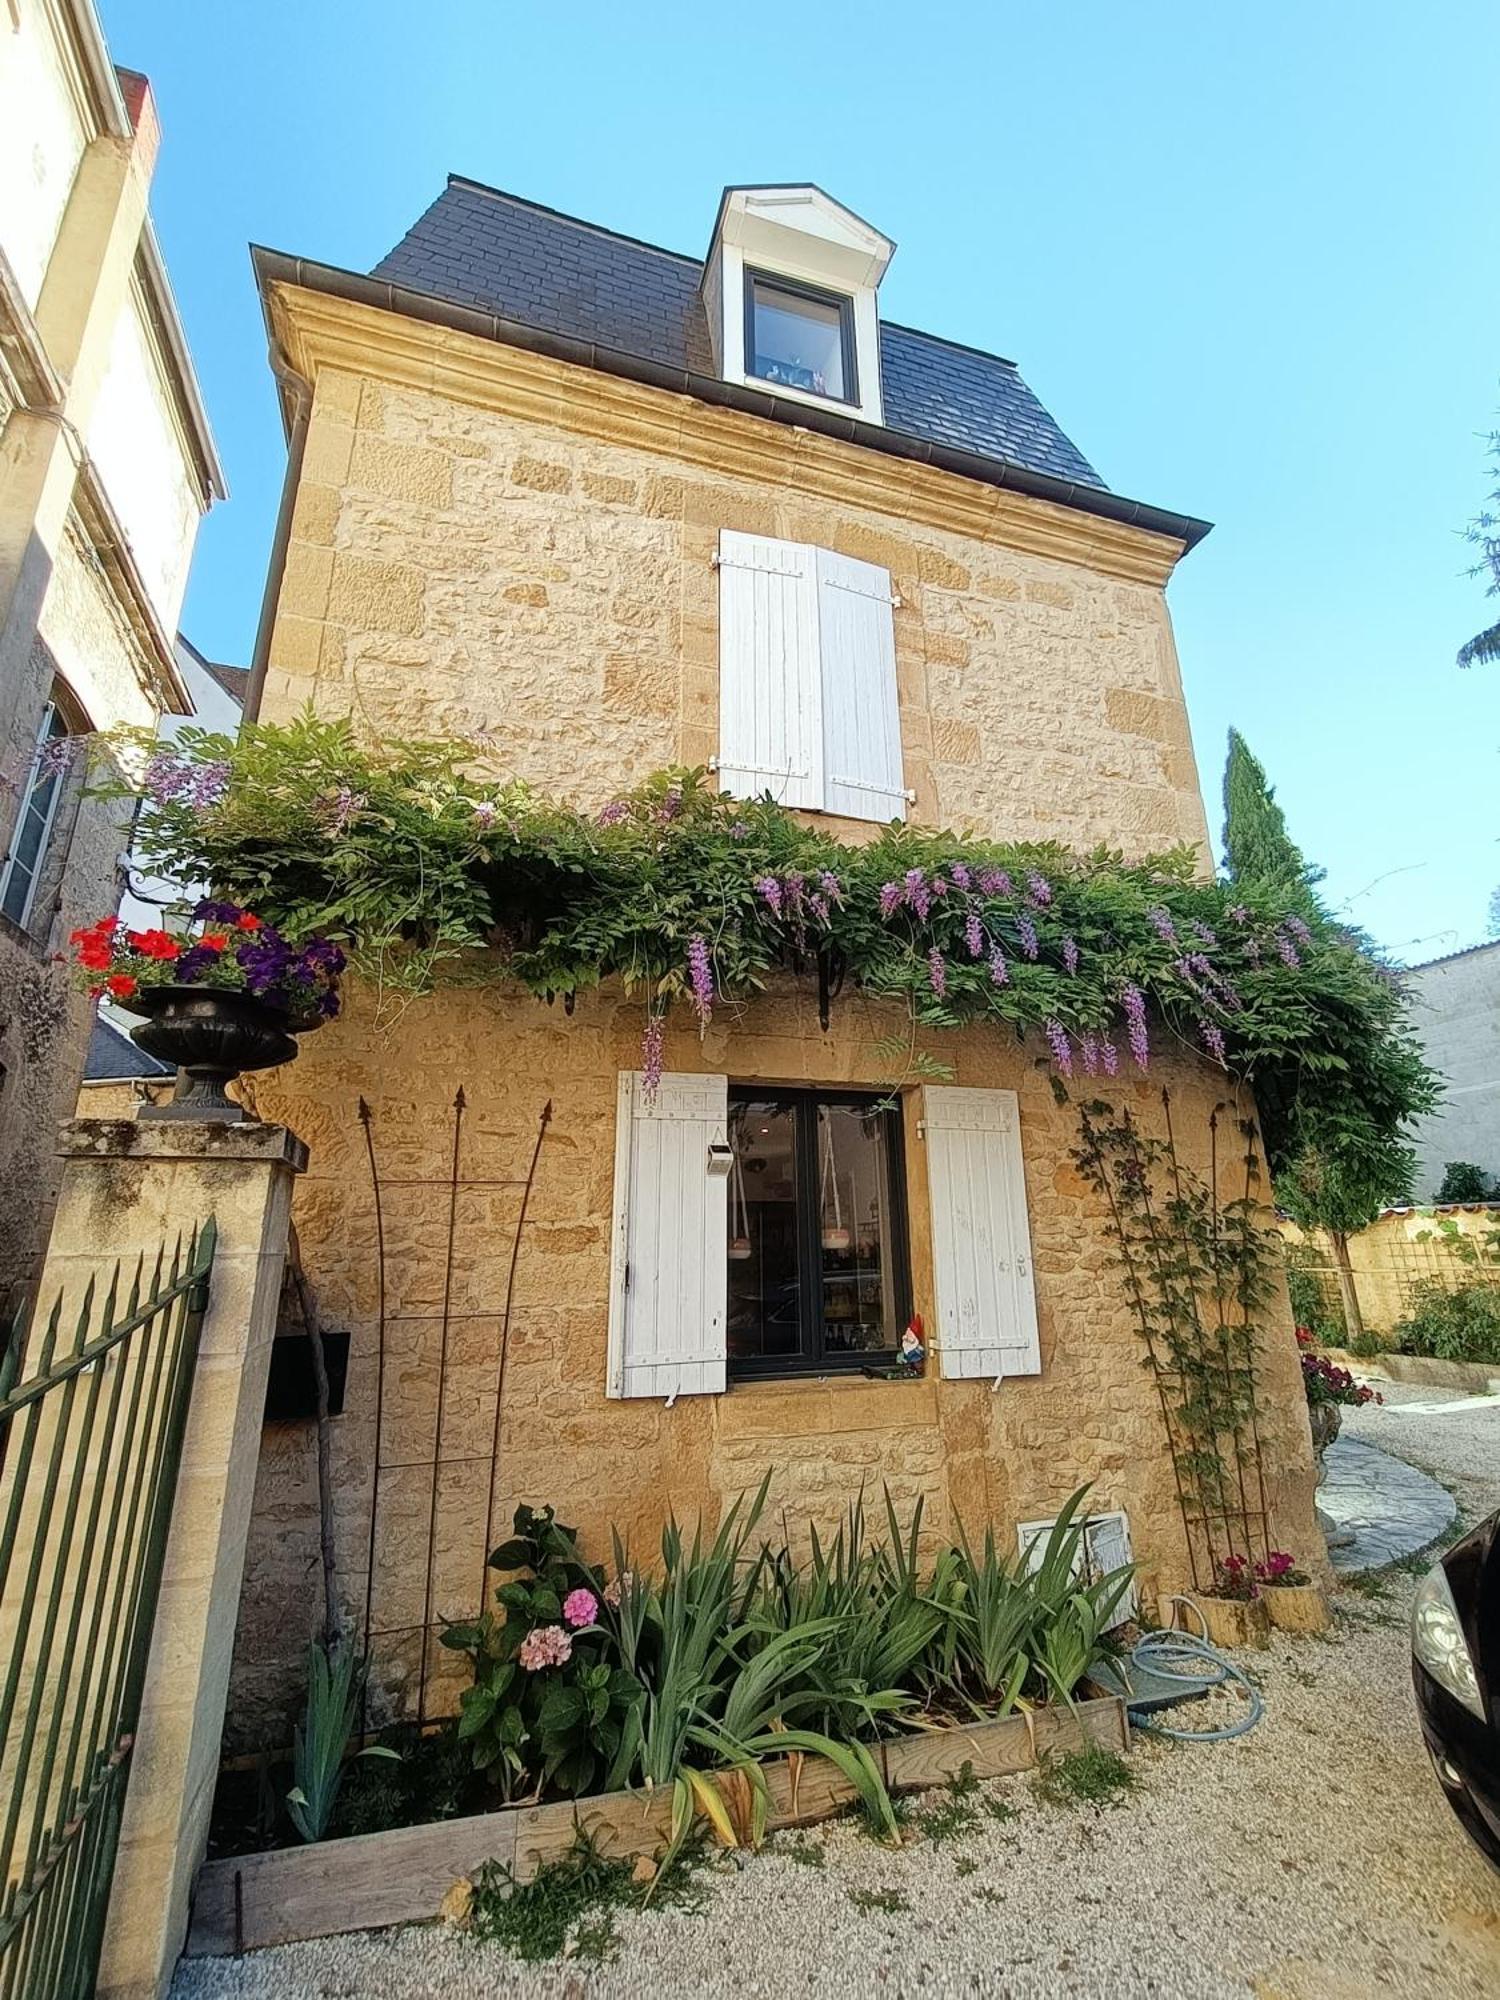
1122;1619;1265;1742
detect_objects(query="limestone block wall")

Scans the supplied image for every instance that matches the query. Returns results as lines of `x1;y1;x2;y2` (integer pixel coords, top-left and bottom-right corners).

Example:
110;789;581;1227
227;984;1319;1745
258;340;1210;862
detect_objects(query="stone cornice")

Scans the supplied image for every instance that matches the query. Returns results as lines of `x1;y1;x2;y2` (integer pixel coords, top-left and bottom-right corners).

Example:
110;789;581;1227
262;271;1196;588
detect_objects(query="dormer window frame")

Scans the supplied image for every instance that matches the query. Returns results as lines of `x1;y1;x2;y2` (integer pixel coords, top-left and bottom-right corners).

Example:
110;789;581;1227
742;266;859;411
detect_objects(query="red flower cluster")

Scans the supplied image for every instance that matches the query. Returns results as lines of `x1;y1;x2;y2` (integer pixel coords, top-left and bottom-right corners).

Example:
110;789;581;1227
1301;1352;1382;1410
68;916;118;972
1254;1550;1311;1588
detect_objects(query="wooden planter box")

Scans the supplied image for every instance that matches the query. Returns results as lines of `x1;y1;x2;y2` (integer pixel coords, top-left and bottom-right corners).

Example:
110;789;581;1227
1261;1582;1330;1634
186;1693;1128;1958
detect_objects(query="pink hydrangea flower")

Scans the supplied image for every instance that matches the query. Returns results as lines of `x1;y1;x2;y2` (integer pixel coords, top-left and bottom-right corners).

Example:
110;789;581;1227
562;1587;599;1629
518;1624;572;1671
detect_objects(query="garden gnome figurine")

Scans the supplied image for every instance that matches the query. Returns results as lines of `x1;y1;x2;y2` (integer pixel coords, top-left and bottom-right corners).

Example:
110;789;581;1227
899;1314;926;1375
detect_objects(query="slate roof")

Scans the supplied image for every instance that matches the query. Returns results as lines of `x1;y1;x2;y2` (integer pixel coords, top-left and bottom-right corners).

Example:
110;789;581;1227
374;178;1108;492
82;1013;172;1082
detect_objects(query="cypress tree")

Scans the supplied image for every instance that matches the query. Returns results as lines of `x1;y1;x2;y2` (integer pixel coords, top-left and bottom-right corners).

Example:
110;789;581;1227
1221;728;1323;916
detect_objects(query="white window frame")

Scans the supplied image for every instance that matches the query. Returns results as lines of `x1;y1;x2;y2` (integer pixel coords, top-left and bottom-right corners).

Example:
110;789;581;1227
1016;1509;1138;1628
0;701;69;933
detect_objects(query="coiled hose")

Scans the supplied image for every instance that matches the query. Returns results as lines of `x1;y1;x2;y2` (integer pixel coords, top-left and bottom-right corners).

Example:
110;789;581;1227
1115;1601;1265;1742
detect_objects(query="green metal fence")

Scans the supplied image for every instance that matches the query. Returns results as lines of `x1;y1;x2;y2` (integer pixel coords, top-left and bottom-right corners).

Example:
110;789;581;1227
0;1219;216;2000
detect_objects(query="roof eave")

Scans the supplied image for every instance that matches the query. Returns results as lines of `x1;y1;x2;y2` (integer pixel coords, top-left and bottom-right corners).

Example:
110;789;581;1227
250;246;1212;556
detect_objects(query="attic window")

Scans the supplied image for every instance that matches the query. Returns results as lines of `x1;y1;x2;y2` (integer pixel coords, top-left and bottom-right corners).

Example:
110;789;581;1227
745;271;856;405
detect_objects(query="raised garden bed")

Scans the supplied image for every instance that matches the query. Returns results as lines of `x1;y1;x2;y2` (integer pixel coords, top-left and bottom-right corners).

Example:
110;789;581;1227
1319;1347;1500;1395
185;1693;1129;1957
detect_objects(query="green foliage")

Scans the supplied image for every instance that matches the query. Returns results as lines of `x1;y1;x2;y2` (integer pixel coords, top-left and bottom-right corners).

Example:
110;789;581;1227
1392;1280;1500;1364
331;1722;474;1837
286;1643;399;1844
780;1835;826;1867
913;1765;983;1844
466;1827;708;1965
441;1504;642;1803
1221;728;1323;919
1032;1744;1138;1810
1283;1256;1345;1346
849;1886;911;1914
1457;427;1500;669
1436;1161;1497;1203
1277;1135;1415;1241
114;716;1435;1179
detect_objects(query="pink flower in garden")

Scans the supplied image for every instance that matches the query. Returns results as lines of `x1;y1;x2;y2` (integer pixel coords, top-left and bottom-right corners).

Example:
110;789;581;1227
472;799;499;828
1079;1031;1100;1075
562;1587;599;1629
1147;906;1177;944
755;876;784;916
597;799;629;826
950;862;972;890
903;869;931;918
1099;1036;1119;1077
518;1624;573;1671
1200;1020;1227;1066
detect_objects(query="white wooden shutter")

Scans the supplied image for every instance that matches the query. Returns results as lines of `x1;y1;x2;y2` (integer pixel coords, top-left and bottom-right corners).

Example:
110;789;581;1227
607;1071;729;1401
816;548;906;823
716;531;823;809
1017;1511;1137;1628
924;1086;1041;1382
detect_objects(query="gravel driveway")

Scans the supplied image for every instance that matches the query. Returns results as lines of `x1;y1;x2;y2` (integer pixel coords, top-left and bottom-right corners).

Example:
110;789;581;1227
175;1387;1500;2000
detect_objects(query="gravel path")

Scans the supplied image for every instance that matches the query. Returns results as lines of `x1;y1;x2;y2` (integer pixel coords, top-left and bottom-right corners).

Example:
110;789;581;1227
175;1390;1500;2000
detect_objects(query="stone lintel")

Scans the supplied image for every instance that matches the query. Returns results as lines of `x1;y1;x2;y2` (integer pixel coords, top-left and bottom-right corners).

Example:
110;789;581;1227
58;1116;309;1173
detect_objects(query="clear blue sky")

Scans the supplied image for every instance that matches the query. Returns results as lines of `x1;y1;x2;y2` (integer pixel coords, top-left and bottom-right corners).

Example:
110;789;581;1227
101;1;1500;963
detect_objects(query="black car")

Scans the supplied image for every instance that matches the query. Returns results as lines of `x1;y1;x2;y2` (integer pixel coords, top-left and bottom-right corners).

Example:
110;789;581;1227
1412;1506;1500;1868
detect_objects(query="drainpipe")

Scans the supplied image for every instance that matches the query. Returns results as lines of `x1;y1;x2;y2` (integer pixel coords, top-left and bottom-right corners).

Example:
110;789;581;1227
244;349;312;721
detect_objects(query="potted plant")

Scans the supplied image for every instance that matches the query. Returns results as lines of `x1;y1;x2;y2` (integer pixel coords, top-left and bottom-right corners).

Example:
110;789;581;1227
70;900;345;1121
1298;1330;1381;1479
1253;1550;1329;1633
1181;1554;1270;1649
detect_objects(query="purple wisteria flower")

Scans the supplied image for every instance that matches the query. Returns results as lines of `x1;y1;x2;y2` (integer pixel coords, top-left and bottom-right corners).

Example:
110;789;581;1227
144;751;191;804
640;1013;665;1101
1200;1020;1227;1066
1045;1018;1073;1076
927;948;948;999
1027;871;1053;907
950;862;972;890
977;869;1013;898
655;785;683;824
931;876;950;898
596;799;629;827
1284;915;1313;944
988;945;1009;986
1079;1030;1100;1075
34;734;78;780
965;908;984;959
808;894;829;923
1274;929;1301;968
1061;937;1080;974
1017;915;1039;960
729;820;751;840
1122;984;1150;1070
755;876;784;916
318;786;364;836
1191;920;1219;947
903;869;931;919
189;761;230;811
1099;1036;1119;1077
878;881;903;919
687;935;714;1025
818;870;843;904
1147;906;1177;944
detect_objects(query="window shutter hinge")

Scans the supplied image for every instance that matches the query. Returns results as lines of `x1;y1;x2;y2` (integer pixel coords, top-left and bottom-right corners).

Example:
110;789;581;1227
916;1119;926;1140
710;553;722;568
707;756;720;773
891;591;903;608
904;788;918;805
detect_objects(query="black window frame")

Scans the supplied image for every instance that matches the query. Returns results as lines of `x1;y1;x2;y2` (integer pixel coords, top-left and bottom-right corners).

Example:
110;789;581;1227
743;268;859;408
727;1085;911;1383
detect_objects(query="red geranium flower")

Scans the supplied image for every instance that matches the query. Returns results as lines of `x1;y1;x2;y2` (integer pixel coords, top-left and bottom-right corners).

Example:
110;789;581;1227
199;932;229;952
236;913;262;932
128;929;182;961
106;974;137;999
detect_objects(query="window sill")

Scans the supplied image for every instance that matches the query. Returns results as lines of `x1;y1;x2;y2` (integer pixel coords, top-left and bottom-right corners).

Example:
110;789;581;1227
717;1369;938;1439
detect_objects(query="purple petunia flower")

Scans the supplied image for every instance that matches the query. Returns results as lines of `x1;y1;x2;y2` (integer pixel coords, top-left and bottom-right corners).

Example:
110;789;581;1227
687;935;714;1025
989;945;1009;986
1062;937;1080;974
1045;1018;1072;1076
1017;915;1039;960
965;908;984;959
1122;984;1150;1070
928;948;947;998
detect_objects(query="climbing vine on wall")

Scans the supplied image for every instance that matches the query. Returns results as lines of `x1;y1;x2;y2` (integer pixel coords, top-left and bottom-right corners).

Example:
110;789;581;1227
1071;1095;1280;1586
109;712;1433;1177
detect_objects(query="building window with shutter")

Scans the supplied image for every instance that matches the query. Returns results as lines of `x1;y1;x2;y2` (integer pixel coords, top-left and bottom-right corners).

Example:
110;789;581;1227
726;1087;911;1379
716;530;907;825
0;679;87;938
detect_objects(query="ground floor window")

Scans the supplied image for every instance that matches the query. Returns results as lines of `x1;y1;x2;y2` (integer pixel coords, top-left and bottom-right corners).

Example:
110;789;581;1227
726;1086;910;1378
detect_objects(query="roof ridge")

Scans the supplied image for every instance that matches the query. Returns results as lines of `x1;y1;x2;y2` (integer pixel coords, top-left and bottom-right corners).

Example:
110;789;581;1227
445;175;704;270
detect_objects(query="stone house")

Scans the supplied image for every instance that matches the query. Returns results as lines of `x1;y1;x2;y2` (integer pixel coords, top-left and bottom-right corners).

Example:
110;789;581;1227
231;178;1319;1731
0;0;224;1305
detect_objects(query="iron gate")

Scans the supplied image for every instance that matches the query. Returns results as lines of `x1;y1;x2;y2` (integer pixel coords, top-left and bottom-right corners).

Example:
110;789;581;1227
0;1219;215;2000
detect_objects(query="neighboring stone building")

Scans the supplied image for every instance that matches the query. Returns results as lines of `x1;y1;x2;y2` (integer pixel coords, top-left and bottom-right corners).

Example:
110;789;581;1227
1404;941;1500;1199
229;178;1320;1733
0;0;225;1304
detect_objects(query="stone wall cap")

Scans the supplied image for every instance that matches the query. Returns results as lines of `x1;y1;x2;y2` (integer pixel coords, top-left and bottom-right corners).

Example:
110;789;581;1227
58;1118;310;1172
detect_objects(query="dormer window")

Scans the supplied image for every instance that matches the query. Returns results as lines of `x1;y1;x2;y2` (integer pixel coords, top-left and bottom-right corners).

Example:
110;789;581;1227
745;271;856;404
703;186;893;428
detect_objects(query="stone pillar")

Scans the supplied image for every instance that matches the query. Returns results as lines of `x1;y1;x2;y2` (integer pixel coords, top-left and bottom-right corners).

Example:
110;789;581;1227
27;1118;307;2000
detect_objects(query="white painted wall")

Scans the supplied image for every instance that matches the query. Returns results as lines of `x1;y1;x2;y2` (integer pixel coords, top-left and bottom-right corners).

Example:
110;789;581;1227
1405;942;1500;1197
0;0;91;310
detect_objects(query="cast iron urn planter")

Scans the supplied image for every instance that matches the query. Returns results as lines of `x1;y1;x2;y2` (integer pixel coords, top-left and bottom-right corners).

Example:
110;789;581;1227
126;984;306;1122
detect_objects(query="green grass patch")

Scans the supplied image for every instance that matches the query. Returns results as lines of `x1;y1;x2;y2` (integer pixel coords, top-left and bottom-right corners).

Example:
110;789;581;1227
1032;1744;1138;1811
913;1763;983;1844
780;1835;825;1868
849;1886;910;1915
954;1856;978;1877
981;1793;1019;1823
469;1829;706;1964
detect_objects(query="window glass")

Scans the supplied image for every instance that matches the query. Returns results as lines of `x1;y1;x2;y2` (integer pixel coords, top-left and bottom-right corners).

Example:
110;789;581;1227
727;1087;906;1376
727;1098;802;1362
1;704;67;929
748;276;852;402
